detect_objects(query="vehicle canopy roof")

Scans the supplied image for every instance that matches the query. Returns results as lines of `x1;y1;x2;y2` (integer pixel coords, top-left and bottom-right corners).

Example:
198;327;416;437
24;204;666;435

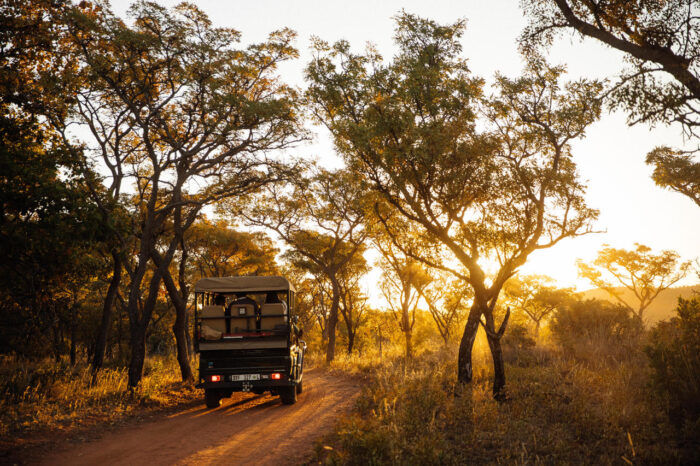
193;276;295;293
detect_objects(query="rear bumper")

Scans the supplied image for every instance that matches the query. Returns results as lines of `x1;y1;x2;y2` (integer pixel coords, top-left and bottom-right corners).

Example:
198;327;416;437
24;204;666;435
197;374;297;390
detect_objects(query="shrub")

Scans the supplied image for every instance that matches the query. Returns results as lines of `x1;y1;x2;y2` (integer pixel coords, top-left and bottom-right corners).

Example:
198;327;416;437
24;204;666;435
501;322;552;367
646;298;700;434
550;299;642;365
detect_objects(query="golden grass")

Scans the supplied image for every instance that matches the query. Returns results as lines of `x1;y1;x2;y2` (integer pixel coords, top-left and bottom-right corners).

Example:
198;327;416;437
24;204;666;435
315;336;697;465
0;355;200;452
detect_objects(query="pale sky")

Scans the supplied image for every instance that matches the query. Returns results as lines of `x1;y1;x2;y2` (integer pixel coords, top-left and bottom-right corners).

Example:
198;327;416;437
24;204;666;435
108;0;700;300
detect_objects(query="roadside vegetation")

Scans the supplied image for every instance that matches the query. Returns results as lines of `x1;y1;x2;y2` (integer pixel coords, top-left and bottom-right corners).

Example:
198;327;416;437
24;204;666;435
317;297;700;465
0;355;200;455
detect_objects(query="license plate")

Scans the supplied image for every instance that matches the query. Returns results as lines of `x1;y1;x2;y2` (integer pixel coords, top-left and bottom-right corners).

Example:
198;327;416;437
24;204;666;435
230;374;260;381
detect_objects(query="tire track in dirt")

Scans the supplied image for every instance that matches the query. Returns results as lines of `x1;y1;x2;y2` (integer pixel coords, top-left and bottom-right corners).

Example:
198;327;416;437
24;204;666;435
37;369;358;466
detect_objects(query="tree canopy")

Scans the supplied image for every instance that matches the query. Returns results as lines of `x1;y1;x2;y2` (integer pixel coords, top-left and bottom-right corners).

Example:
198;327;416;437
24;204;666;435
521;0;700;208
577;243;692;323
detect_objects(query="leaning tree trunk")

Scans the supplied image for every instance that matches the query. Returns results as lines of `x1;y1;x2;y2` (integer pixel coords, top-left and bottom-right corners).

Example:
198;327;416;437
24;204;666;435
457;300;483;383
92;252;122;372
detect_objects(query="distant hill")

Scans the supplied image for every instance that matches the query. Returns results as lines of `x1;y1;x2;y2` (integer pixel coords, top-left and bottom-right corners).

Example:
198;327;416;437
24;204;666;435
580;285;700;325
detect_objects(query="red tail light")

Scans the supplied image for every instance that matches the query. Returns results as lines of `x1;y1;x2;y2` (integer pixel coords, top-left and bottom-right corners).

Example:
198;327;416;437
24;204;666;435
271;373;281;380
210;375;221;382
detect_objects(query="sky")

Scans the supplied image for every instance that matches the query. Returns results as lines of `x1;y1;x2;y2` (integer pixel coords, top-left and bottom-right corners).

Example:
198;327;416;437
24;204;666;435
108;0;700;300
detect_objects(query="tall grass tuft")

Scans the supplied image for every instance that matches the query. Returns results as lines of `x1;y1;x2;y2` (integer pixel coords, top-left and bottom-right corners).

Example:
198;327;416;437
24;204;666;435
0;355;199;445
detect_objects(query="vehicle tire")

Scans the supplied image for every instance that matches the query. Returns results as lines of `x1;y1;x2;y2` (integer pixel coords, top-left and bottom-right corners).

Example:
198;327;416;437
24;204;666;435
205;389;221;409
296;380;303;394
279;386;297;405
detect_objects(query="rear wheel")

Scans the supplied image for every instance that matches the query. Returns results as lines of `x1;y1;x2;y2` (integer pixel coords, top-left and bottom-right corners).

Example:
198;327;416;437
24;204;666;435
296;380;303;394
205;389;221;409
279;386;297;405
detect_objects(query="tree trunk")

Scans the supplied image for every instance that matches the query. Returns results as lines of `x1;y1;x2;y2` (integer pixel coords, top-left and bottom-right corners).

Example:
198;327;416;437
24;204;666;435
486;333;507;400
92;252;122;372
53;321;62;363
177;241;191;359
347;329;355;354
326;278;340;363
154;254;193;382
126;267;161;389
404;328;412;359
69;303;77;366
172;311;192;381
457;300;482;383
128;321;147;391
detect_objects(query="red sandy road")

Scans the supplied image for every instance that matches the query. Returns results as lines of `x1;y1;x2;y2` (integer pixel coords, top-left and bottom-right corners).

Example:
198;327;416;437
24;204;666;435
37;369;358;466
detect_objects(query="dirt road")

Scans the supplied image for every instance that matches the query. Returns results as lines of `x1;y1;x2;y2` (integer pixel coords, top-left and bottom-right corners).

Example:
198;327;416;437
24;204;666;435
37;369;358;466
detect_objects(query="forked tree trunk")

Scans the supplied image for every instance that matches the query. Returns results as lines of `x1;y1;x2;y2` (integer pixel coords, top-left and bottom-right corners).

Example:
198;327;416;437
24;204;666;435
458;296;509;401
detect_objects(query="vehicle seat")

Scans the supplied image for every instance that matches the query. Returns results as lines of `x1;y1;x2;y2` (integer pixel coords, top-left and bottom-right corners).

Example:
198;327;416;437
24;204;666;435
201;305;225;339
229;303;255;333
260;303;287;332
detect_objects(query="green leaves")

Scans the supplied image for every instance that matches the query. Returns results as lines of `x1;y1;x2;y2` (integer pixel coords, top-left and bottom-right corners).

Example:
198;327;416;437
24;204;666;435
645;146;700;207
306;13;601;295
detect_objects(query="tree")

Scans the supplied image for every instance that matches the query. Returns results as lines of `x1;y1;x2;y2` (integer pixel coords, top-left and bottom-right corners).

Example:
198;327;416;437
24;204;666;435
577;243;692;323
0;111;106;360
187;218;279;278
503;275;574;338
371;216;432;359
0;0;77;114
377;246;429;360
306;14;602;398
241;167;368;362
55;1;303;387
418;273;471;344
337;254;370;354
521;0;700;207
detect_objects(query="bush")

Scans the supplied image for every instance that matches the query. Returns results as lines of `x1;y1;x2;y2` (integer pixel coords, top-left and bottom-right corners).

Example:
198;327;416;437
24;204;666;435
646;297;700;434
501;322;553;367
550;299;642;365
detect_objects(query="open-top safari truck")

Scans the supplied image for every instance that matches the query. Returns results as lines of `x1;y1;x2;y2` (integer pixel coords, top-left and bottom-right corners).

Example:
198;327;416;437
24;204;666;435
193;276;306;407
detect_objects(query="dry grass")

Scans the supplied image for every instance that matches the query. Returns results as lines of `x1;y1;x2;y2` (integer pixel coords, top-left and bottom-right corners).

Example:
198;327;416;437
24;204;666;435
0;355;200;455
315;334;697;465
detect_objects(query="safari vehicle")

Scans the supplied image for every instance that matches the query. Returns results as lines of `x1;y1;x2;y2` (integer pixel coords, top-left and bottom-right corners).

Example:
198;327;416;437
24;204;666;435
193;276;306;408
